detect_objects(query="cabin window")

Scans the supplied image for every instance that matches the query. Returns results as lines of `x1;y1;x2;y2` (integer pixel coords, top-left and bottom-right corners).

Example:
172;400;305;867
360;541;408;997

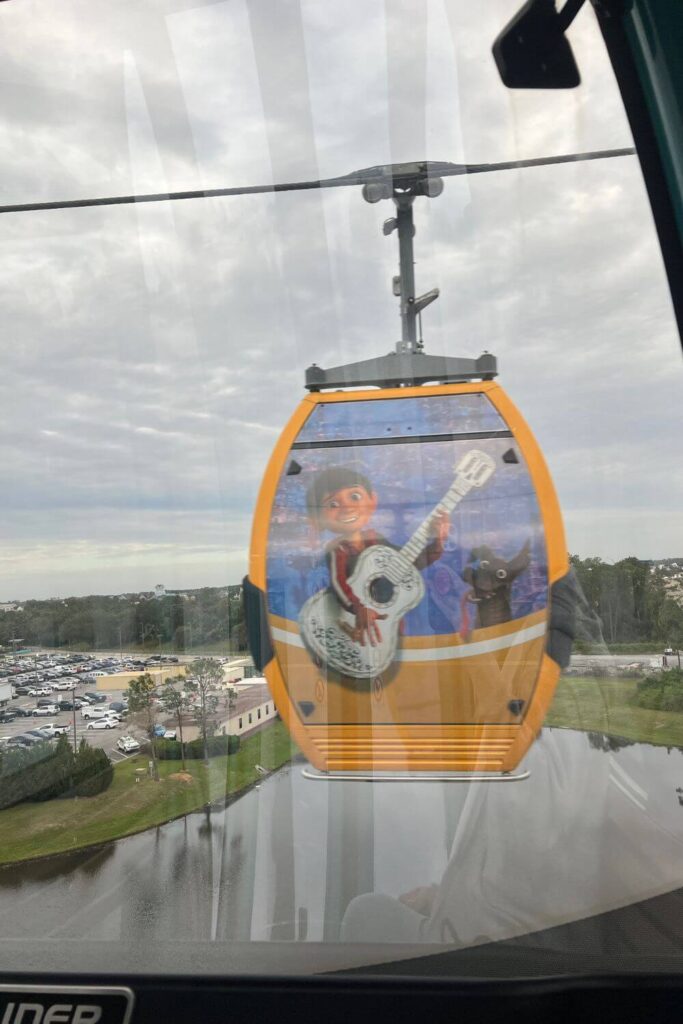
1;0;680;988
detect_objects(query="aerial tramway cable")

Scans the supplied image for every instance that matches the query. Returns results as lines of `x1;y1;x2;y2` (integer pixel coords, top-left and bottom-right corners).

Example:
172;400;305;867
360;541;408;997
0;147;634;215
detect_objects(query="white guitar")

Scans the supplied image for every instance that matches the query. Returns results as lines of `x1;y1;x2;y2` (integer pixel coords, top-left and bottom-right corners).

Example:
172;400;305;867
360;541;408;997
299;449;496;679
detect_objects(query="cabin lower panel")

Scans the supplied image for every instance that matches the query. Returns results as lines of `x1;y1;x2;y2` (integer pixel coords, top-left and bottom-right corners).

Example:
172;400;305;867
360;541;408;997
265;609;556;773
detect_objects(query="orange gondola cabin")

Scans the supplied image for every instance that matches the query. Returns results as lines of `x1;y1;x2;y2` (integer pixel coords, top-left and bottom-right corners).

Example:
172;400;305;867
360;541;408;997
244;163;574;778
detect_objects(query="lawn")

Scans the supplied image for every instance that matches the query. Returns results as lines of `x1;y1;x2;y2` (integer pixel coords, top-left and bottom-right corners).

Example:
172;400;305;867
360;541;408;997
546;675;683;748
0;720;296;867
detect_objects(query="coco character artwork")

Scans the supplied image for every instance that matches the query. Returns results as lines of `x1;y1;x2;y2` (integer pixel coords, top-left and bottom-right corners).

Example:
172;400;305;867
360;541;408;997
264;391;549;716
299;451;494;678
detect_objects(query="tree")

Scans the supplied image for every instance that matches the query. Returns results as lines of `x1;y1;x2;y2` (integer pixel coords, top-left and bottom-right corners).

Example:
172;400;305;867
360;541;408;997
128;672;160;780
186;658;222;763
160;674;192;770
71;738;113;796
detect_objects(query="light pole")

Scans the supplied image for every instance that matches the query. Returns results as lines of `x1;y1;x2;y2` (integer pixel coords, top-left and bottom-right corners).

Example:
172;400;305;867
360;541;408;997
70;685;77;750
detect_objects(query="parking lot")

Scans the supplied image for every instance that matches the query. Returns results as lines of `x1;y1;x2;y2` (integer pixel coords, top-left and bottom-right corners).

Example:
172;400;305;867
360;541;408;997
0;703;138;762
0;649;258;763
0;654;157;763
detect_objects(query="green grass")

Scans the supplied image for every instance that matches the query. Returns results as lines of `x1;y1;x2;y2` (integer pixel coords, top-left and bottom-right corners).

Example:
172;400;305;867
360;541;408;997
546;675;683;748
0;720;296;867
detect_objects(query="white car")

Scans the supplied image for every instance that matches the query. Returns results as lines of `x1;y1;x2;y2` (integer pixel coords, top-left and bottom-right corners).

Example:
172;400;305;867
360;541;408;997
81;708;115;724
87;717;118;730
32;705;59;717
38;723;69;738
117;735;140;753
81;706;120;721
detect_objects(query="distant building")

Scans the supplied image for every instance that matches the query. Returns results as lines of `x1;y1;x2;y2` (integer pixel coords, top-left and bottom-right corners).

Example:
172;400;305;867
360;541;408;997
0;603;22;613
153;583;189;600
215;681;277;739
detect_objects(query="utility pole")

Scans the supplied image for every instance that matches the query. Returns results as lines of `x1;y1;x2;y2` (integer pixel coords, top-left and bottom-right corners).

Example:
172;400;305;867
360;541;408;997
70;685;77;750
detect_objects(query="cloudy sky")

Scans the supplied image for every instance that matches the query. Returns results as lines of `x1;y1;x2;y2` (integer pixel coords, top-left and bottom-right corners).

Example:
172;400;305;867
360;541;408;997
0;0;680;600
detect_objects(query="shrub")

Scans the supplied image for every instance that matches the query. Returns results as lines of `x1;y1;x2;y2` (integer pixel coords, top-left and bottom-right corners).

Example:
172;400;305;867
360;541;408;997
68;743;113;797
632;668;683;713
0;736;74;810
154;733;240;760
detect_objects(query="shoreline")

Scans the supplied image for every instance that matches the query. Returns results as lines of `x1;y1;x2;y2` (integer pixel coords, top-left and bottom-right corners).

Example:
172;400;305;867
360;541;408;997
0;753;305;872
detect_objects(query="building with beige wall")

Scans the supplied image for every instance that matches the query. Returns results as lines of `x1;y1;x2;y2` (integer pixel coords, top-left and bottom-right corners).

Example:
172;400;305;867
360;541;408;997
95;665;187;692
216;682;277;738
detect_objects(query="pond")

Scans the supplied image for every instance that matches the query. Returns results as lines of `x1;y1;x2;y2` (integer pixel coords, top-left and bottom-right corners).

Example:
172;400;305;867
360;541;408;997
1;728;683;977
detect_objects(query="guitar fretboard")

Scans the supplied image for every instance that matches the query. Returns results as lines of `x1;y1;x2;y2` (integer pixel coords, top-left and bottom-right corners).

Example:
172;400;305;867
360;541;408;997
399;477;472;567
376;453;494;584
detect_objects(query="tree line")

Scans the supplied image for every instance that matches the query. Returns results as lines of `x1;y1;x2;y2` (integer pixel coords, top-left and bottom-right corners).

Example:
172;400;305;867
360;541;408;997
0;586;247;652
2;558;681;654
570;555;683;647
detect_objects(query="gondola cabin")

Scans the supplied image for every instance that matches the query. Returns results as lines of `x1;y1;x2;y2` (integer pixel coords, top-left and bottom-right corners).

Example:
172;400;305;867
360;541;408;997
246;379;570;775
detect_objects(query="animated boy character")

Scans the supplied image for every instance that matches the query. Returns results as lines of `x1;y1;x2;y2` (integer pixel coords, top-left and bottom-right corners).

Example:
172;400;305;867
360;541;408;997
306;466;450;647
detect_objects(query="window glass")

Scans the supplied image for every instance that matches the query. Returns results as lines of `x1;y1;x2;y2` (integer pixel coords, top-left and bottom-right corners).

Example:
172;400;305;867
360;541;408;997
0;0;681;981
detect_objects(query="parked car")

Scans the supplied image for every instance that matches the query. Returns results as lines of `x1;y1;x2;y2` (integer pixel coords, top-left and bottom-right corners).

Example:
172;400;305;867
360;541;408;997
36;724;69;738
12;707;33;718
32;705;58;716
116;735;140;753
87;717;118;730
81;707;120;721
84;692;108;704
0;709;18;723
7;735;36;748
26;728;54;741
13;686;30;696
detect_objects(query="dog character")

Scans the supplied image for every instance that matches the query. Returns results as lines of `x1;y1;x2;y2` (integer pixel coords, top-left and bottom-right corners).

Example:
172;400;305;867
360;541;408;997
461;540;531;631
